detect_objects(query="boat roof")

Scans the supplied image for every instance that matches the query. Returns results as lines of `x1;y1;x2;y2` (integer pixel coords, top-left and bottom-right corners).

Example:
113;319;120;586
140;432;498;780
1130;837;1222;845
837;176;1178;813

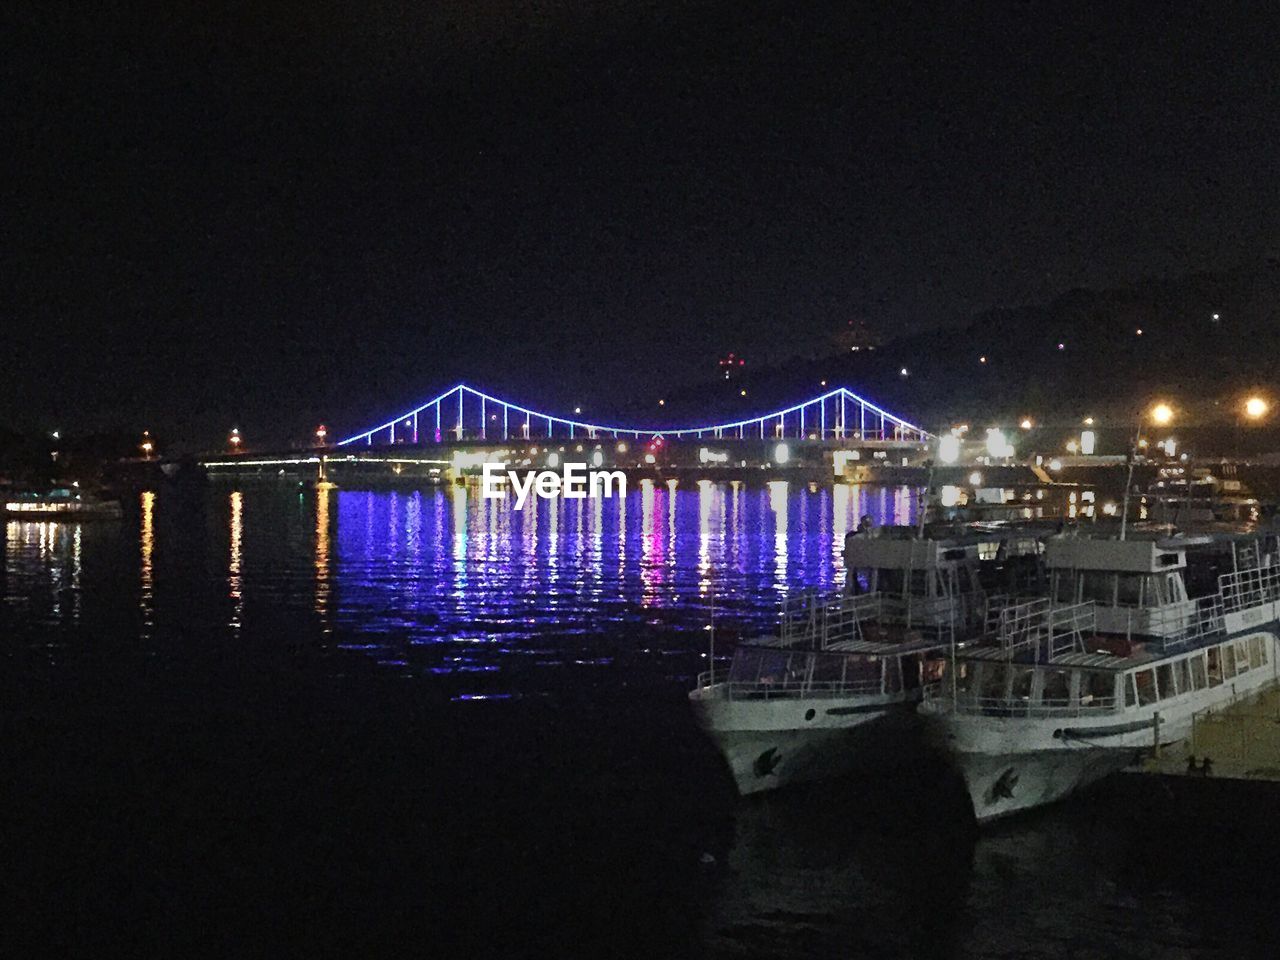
825;637;951;656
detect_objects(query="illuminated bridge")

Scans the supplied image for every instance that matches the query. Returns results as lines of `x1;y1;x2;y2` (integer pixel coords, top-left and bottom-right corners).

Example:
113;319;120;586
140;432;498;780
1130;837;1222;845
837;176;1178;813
338;384;932;447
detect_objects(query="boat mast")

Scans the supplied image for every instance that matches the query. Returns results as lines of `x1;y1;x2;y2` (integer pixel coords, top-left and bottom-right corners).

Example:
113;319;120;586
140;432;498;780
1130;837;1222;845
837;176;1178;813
1119;419;1142;541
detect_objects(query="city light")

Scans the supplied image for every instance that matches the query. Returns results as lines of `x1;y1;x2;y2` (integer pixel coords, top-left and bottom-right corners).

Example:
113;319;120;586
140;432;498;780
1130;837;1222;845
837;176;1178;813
938;434;961;464
591;449;604;467
1083;417;1094;425
985;428;1012;458
979;356;987;364
1150;402;1174;426
1245;396;1268;420
1080;430;1096;455
968;471;983;486
229;428;242;449
1066;440;1078;453
1048;459;1062;471
1020;418;1033;430
658;399;666;406
315;425;327;443
899;367;909;377
140;430;154;457
773;442;790;464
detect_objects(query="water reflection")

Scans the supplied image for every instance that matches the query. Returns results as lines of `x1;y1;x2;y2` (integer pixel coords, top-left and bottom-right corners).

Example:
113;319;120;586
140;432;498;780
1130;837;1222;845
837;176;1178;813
228;490;243;634
7;481;919;680
140;492;155;637
315;487;331;633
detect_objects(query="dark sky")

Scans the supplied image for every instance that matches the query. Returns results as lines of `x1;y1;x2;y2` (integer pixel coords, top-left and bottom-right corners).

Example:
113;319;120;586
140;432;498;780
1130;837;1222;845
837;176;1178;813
5;1;1278;442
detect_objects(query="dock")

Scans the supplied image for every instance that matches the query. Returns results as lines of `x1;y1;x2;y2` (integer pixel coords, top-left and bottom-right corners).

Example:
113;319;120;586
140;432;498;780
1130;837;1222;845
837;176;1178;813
1136;685;1280;782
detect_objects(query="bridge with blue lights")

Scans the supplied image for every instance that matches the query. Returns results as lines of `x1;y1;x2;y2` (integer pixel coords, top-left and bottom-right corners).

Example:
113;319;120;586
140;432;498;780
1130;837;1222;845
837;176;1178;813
339;384;932;447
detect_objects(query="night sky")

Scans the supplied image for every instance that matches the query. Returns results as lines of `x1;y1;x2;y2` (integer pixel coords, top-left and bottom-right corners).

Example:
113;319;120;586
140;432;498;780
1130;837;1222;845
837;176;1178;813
6;2;1278;443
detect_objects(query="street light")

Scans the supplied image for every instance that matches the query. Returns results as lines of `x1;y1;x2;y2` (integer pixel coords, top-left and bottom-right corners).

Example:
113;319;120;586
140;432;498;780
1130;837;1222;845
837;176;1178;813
1245;396;1268;420
1151;402;1174;426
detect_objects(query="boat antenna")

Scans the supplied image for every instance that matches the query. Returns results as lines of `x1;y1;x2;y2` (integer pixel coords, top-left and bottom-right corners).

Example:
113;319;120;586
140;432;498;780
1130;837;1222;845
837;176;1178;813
1119;417;1143;540
916;459;935;538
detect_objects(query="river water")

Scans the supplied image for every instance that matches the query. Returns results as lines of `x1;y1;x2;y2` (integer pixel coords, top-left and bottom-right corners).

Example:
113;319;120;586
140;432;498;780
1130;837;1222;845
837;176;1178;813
3;481;1276;957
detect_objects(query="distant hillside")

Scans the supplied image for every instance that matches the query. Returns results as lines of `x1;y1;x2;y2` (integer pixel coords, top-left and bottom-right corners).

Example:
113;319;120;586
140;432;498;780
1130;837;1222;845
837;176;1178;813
624;256;1280;434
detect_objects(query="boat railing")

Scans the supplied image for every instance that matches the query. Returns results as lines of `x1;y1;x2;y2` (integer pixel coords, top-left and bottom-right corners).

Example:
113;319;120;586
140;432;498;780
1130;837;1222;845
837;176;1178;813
980;598;1096;660
778;589;967;650
924;682;1122;718
697;646;887;701
1114;595;1226;652
1219;564;1280;615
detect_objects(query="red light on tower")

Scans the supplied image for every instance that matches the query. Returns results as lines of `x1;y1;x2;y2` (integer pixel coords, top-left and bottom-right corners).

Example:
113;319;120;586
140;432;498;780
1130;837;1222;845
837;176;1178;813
315;424;328;444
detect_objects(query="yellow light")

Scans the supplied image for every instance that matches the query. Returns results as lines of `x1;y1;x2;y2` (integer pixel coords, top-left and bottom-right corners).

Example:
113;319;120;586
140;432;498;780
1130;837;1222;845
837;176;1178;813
1150;403;1174;426
1083;417;1094;425
740;390;747;397
1066;440;1078;453
1020;418;1032;430
1245;396;1268;419
658;399;665;406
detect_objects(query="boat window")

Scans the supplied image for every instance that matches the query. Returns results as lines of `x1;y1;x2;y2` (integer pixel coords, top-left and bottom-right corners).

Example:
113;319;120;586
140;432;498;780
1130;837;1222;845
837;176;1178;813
979;664;1008;701
1010;667;1035;703
1235;640;1251;673
1135;669;1158;706
1082;572;1116;606
883;656;902;693
1041;669;1071;707
1053;572;1078;604
1124;673;1137;707
900;654;923;691
1189;654;1207;690
1250;636;1266;667
1081;671;1115;707
842;656;883;688
1156;663;1176;700
1174;657;1191;695
876;569;904;596
923;657;948;685
1222;644;1237;680
1207;647;1223;686
1116;574;1144;607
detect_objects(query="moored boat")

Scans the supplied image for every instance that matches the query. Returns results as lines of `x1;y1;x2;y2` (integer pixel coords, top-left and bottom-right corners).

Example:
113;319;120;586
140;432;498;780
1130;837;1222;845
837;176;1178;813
921;531;1280;823
690;524;1047;795
4;487;123;520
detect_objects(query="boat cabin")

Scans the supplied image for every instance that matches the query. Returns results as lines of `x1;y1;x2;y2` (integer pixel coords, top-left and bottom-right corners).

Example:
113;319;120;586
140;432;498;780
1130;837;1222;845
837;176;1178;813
844;526;1044;630
946;631;1272;718
723;637;949;701
1045;536;1194;641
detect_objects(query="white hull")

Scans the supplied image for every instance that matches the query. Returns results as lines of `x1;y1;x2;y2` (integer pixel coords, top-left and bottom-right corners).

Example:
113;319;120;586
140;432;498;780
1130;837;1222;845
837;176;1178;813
690;686;917;795
929;639;1280;823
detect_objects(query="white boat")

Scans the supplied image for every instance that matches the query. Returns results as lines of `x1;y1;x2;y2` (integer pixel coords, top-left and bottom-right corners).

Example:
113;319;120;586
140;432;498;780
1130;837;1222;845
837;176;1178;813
921;532;1280;823
4;488;123;520
689;525;1045;795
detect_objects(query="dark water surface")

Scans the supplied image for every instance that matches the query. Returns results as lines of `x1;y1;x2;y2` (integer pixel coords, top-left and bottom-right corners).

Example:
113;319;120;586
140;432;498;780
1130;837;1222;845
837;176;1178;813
4;482;1278;958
